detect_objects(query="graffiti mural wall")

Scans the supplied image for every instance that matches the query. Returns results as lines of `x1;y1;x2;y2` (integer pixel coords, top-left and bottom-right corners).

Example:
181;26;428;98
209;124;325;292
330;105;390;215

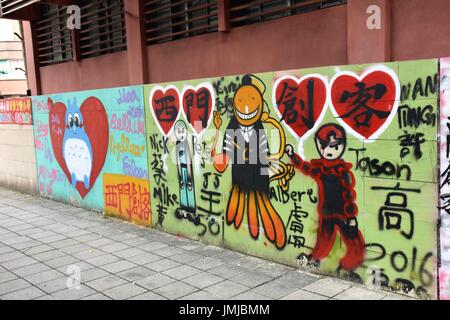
144;59;439;299
32;86;151;226
439;57;450;300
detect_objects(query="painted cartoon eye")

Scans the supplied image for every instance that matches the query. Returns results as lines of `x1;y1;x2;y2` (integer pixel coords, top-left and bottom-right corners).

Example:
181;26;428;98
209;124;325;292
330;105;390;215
334;146;339;150
74;113;81;128
67;113;74;128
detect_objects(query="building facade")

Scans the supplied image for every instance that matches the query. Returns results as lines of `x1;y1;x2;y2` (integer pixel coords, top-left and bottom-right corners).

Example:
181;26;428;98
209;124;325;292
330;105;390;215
0;18;27;97
0;0;448;96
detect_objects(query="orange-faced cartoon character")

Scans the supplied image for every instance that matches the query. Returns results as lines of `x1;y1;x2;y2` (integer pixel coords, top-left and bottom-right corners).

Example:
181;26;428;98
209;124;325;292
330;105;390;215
211;75;294;250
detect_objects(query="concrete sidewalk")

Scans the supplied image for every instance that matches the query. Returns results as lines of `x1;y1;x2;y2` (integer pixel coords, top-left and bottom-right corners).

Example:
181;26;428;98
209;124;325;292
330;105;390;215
0;187;413;300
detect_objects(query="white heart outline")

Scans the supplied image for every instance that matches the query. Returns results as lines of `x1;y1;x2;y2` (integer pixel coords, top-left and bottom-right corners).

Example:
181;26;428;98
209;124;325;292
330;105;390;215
149;85;181;136
272;73;330;142
329;64;400;142
180;82;216;136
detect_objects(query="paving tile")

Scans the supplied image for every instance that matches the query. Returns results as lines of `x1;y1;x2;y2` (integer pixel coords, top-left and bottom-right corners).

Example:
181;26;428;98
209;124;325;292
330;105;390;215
56;261;94;274
86;254;121;267
12;263;51;277
126;252;162;265
162;265;202;280
334;286;386;300
128;291;167;300
231;291;272;300
32;249;66;262
302;277;352;297
153;281;198;299
251;280;299;299
0;278;31;295
0;251;26;263
72;248;107;260
2;256;38;270
170;251;204;263
50;239;80;249
50;285;96;300
182;272;224;289
276;270;321;289
281;289;329;300
193;245;226;257
108;232;139;242
116;266;156;282
80;268;111;283
383;293;416;300
134;241;168;252
10;240;41;250
230;256;267;270
81;293;112;300
203;280;249;299
254;262;295;278
179;290;222;300
145;258;181;272
103;283;147;300
44;255;80;268
153;246;186;257
73;234;103;243
113;248;147;259
85;238;116;248
229;271;273;288
0;246;14;255
208;264;246;279
0;271;18;284
187;257;224;271
23;244;54;255
36;277;69;294
135;273;176;290
24;269;66;285
60;243;93;254
101;260;137;273
99;243;130;253
0;286;46;300
86;275;128;291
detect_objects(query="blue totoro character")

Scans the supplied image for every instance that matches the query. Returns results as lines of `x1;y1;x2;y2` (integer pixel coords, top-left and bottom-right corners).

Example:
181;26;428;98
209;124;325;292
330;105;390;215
62;97;93;189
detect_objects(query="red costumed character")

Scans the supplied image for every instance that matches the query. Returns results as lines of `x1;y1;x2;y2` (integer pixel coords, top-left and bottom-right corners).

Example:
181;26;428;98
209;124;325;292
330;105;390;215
286;123;365;271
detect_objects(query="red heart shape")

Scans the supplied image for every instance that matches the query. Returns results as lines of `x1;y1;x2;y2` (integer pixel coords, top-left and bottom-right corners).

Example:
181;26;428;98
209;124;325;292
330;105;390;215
181;83;214;135
150;86;180;136
330;67;400;140
273;75;328;140
48;97;109;199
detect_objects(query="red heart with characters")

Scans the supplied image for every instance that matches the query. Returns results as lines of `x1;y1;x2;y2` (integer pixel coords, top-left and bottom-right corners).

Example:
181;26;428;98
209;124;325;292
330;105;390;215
149;85;180;136
273;75;328;140
181;83;215;135
330;67;400;140
48;97;109;199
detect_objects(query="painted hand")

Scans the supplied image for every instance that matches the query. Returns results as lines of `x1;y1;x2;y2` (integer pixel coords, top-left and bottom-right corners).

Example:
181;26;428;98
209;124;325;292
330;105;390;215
285;144;294;158
213;111;222;129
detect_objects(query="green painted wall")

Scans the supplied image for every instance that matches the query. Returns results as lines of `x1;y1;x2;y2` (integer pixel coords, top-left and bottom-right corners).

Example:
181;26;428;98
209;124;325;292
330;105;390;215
144;59;439;299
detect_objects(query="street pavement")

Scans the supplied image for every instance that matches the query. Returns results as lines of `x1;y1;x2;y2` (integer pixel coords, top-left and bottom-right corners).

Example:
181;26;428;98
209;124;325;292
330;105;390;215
0;187;415;300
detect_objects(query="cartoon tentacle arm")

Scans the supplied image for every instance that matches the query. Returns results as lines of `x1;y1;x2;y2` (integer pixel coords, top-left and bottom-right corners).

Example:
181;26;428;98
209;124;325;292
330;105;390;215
261;112;295;191
211;111;230;173
260;112;286;161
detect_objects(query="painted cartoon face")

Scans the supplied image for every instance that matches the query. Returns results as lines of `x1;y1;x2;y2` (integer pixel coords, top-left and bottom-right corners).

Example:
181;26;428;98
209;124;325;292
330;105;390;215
233;85;263;126
316;136;345;160
174;120;187;142
66;111;83;134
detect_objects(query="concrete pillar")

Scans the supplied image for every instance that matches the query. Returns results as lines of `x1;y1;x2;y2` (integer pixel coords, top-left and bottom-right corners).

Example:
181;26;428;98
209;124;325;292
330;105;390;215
21;21;41;96
347;0;392;64
218;0;231;32
124;0;148;85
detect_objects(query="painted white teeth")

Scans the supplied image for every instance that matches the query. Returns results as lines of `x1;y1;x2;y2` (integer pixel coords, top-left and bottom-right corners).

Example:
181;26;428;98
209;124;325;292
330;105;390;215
236;109;258;120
